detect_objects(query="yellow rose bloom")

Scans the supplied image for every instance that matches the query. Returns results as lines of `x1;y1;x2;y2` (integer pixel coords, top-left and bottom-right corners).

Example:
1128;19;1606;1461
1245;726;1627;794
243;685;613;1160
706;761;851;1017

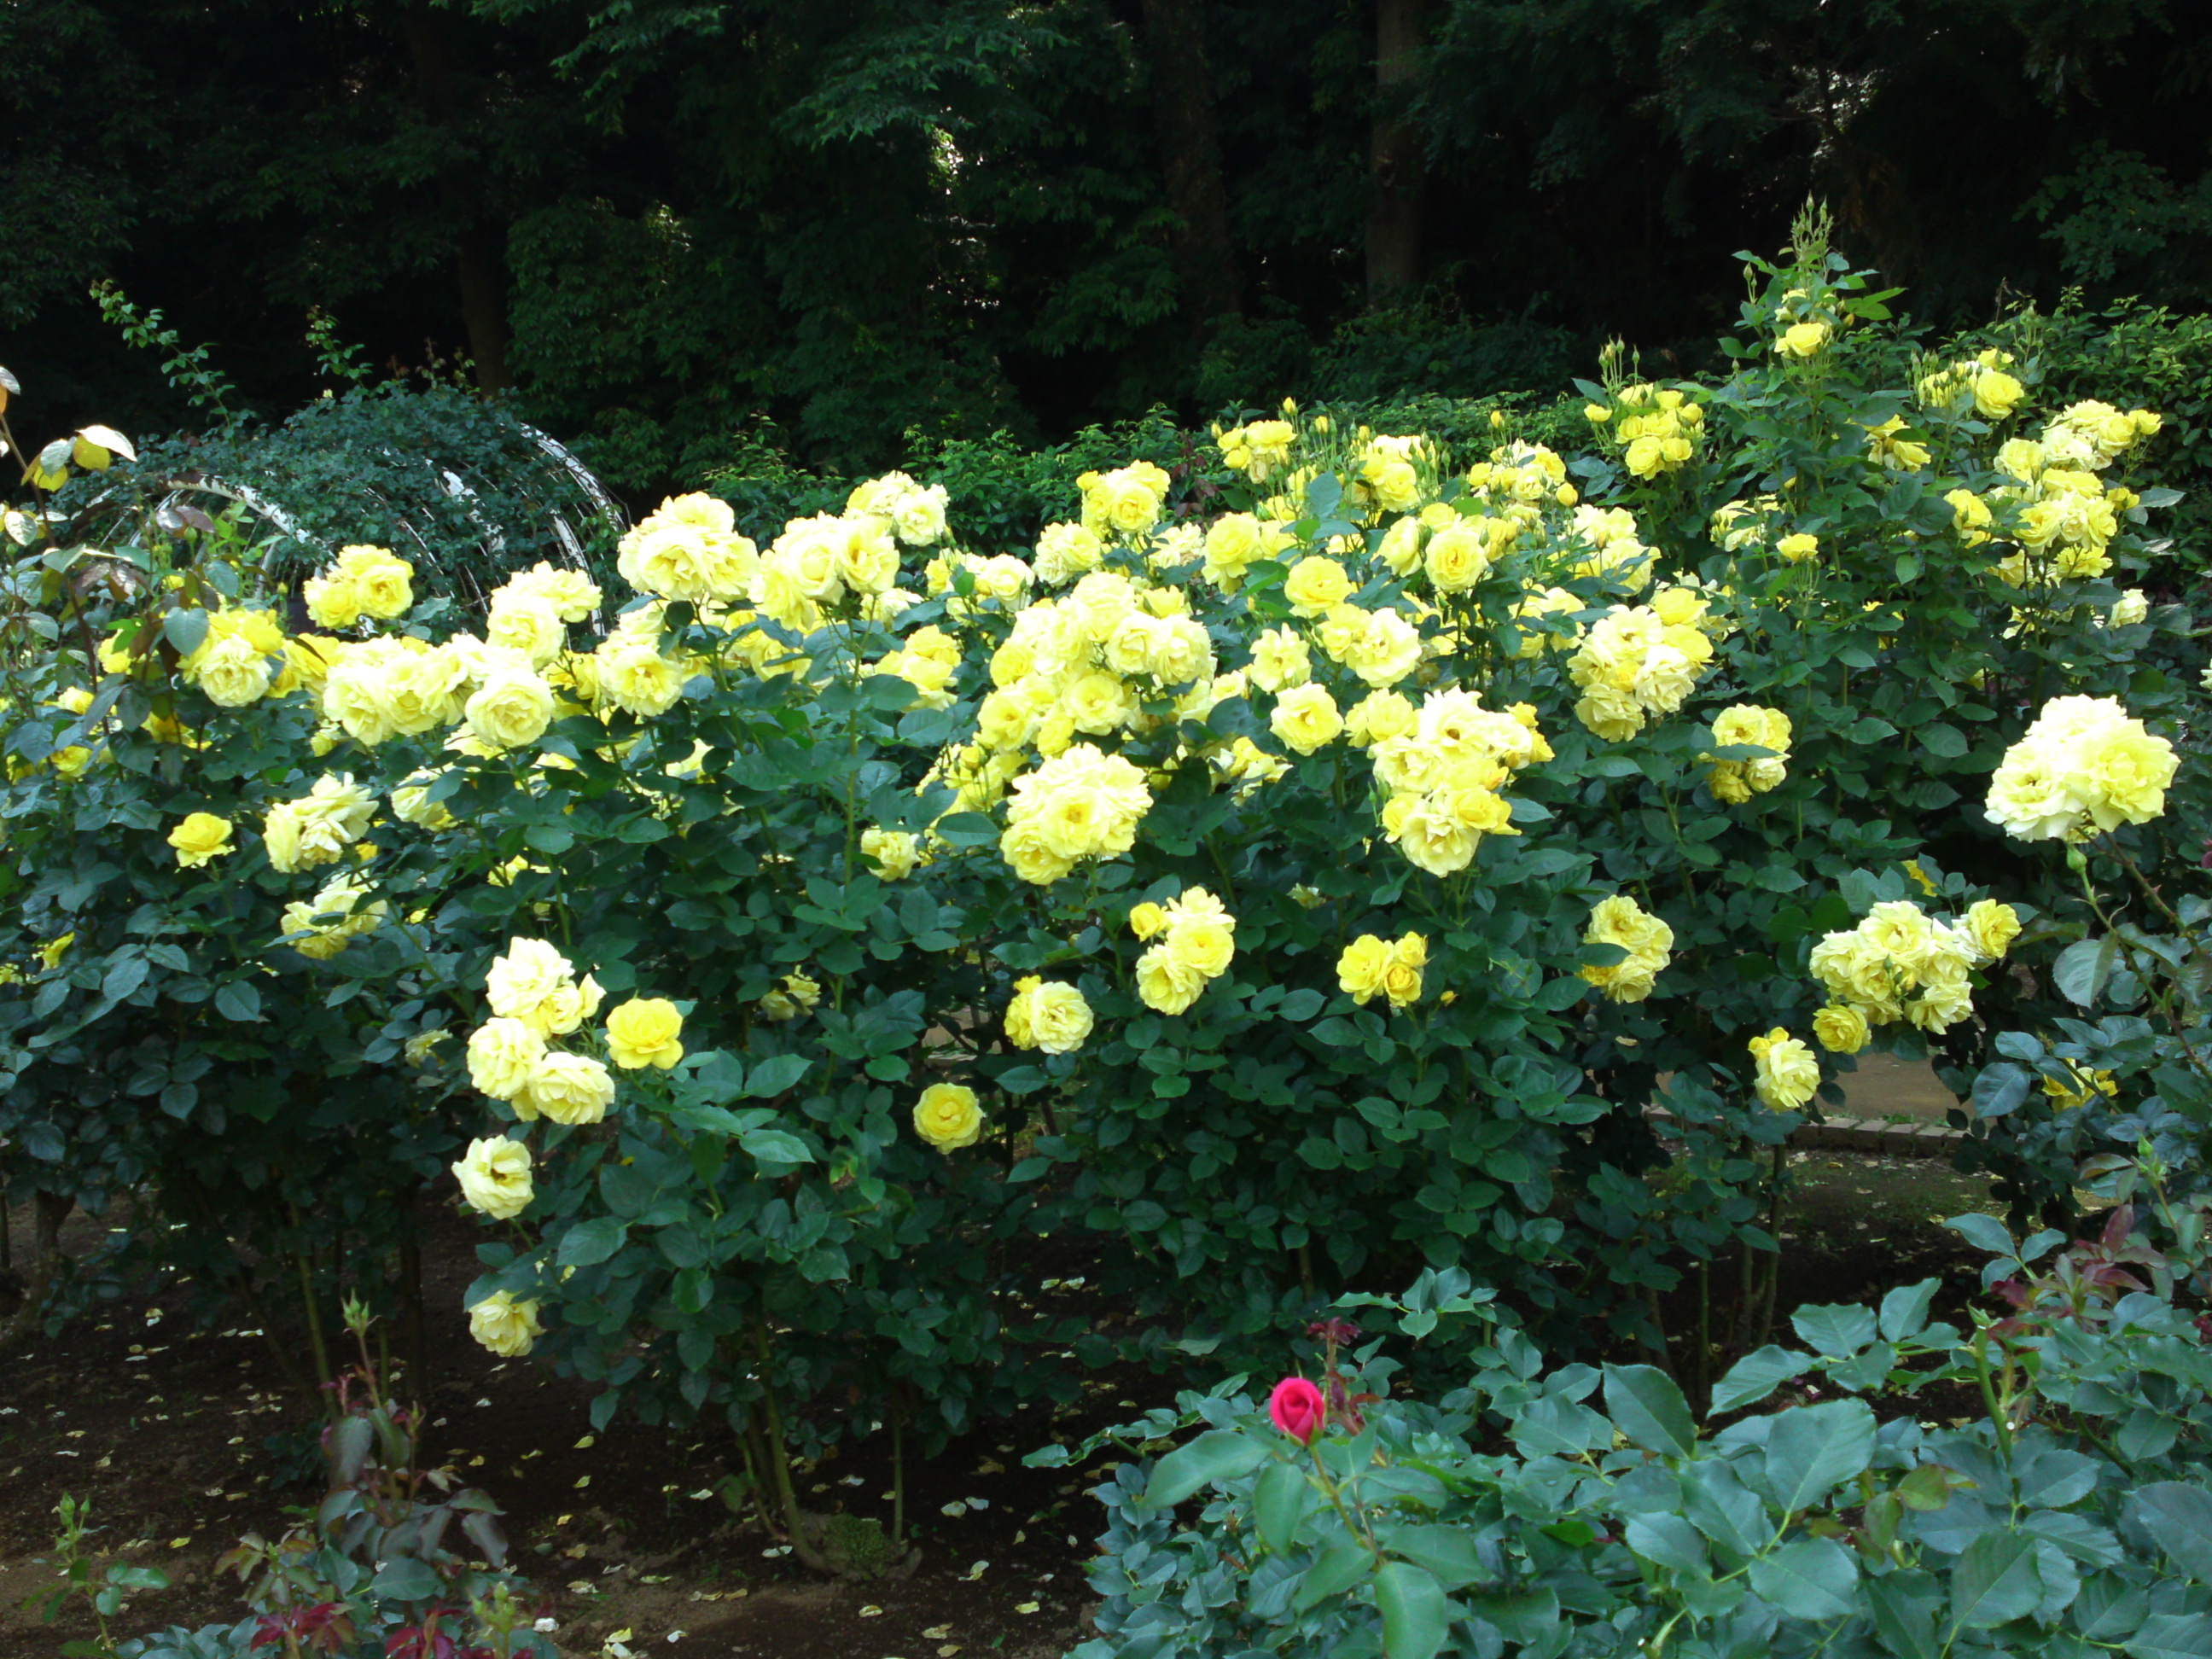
1128;901;1168;941
1813;1004;1871;1055
1749;1028;1819;1111
1963;899;2021;962
1136;945;1208;1015
1006;980;1093;1055
1775;533;1818;563
452;1136;534;1220
1382;933;1426;1010
913;1082;984;1151
467;1290;544;1357
1284;555;1354;617
860;826;922;880
1337;934;1393;1004
1270;683;1342;756
167;812;235;868
1580;894;1674;1003
518;1051;615;1126
467;1017;548;1102
465;668;556;752
1775;320;1830;358
335;544;416;620
304;572;363;632
1163;914;1236;981
605;997;684;1070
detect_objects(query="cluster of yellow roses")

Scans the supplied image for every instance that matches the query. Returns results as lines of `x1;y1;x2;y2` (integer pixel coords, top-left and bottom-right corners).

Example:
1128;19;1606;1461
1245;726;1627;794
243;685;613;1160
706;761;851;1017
1128;887;1238;1016
1586;383;1705;479
1701;705;1793;804
279;875;387;960
1579;895;1674;1004
1365;688;1549;876
1983;694;2179;842
463;937;686;1131
1747;1028;1820;1111
1916;348;2025;422
1564;587;1726;742
1977;404;2159;587
1336;932;1427;1010
998;739;1155;885
263;773;375;872
303;543;416;631
1212;417;1296;483
1807;898;2018;1043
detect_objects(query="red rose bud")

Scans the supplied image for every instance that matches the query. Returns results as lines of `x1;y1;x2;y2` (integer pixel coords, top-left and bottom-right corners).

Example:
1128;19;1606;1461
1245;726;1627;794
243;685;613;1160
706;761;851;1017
1269;1376;1326;1444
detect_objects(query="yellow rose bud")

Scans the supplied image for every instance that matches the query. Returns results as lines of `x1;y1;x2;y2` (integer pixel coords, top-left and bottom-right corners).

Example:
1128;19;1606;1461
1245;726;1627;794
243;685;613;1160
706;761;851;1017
1128;901;1167;941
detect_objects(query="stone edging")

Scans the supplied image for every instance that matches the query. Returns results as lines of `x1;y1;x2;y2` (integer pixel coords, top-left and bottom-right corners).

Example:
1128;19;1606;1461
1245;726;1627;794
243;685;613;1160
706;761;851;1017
1650;1112;1965;1158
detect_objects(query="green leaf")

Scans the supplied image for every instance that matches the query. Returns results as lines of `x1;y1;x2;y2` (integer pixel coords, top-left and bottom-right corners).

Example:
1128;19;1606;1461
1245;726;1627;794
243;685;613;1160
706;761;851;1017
1919;724;1968;758
1750;1536;1859;1620
556;1218;629;1268
1375;1560;1451;1659
1710;1344;1813;1414
102;954;149;1003
160;608;209;657
2125;1613;2212;1659
1949;1531;2041;1629
740;1129;813;1168
744;1053;810;1097
1254;1460;1309;1554
213;981;263;1022
1624;1513;1708;1575
1946;1213;2016;1256
1294;1540;1375;1612
1878;1280;1939;1342
1763;1399;1876;1512
1790;1302;1877;1358
369;1557;440;1604
1278;987;1325;1022
1142;1430;1264;1510
1603;1363;1696;1458
2130;1485;2212;1582
1382;1524;1489;1591
2053;937;2117;1009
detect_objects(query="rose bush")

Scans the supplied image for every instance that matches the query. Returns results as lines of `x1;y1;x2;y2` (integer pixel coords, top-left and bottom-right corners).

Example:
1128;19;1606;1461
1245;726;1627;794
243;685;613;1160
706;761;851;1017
2;207;2207;1525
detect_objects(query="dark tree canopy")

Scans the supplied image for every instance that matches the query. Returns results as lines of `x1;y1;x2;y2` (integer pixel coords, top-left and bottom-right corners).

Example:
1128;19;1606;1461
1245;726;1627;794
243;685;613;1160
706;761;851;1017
5;0;2207;491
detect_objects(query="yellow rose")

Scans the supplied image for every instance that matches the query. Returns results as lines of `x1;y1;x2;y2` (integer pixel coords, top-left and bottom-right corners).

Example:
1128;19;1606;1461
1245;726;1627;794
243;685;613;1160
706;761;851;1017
519;1051;615;1126
860;826;922;880
467;1017;547;1102
1337;934;1392;1004
1775;533;1818;563
167;812;235;868
304;572;363;631
1248;627;1310;693
1382;933;1426;1010
1775;320;1830;358
1423;524;1489;593
1284;556;1353;617
1163;914;1236;980
913;1082;984;1151
1008;981;1093;1055
605;997;684;1070
1973;371;2023;421
1346;690;1417;746
194;634;275;707
465;669;556;752
452;1136;534;1220
1270;683;1342;755
1128;901;1167;941
335;544;416;620
1136;945;1208;1015
1813;1004;1871;1055
1749;1028;1819;1111
467;1290;544;1357
1964;899;2020;962
486;938;585;1035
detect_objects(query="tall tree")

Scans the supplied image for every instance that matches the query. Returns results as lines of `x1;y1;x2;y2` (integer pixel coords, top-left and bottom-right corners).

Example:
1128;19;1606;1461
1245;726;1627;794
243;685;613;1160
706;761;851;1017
1366;0;1428;301
1138;0;1243;330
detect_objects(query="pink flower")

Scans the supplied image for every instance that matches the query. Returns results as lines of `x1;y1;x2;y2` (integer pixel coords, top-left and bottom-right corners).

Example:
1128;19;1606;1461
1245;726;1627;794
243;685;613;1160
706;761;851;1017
1269;1376;1326;1443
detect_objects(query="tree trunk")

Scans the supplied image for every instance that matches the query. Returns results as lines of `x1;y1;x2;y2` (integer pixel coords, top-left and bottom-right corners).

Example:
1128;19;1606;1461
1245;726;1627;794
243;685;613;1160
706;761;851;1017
1365;0;1429;304
0;1191;71;1358
1139;0;1242;330
399;9;515;393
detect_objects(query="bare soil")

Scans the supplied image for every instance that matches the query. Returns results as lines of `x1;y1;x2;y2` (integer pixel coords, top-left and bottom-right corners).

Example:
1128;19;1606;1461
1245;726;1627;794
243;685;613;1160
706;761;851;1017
0;1132;2005;1659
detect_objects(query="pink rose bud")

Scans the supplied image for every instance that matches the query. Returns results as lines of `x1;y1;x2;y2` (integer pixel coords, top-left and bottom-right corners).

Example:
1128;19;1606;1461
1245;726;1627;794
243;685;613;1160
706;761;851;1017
1269;1376;1326;1444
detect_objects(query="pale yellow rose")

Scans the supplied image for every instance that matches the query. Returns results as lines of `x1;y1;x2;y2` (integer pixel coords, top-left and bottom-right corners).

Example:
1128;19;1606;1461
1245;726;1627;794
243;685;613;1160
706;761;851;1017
1337;935;1392;1004
1135;945;1207;1015
1813;1004;1871;1055
452;1136;534;1220
1270;683;1342;755
467;1017;547;1103
519;1051;615;1126
467;1290;544;1356
465;669;556;752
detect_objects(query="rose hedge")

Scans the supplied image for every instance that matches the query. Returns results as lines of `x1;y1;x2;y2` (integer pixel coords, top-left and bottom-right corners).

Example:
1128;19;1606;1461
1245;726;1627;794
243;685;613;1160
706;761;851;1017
1;220;2207;1480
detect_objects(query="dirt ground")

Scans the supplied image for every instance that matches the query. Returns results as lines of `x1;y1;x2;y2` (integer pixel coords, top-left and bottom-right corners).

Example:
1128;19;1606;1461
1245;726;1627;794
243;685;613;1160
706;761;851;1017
0;1129;2009;1659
